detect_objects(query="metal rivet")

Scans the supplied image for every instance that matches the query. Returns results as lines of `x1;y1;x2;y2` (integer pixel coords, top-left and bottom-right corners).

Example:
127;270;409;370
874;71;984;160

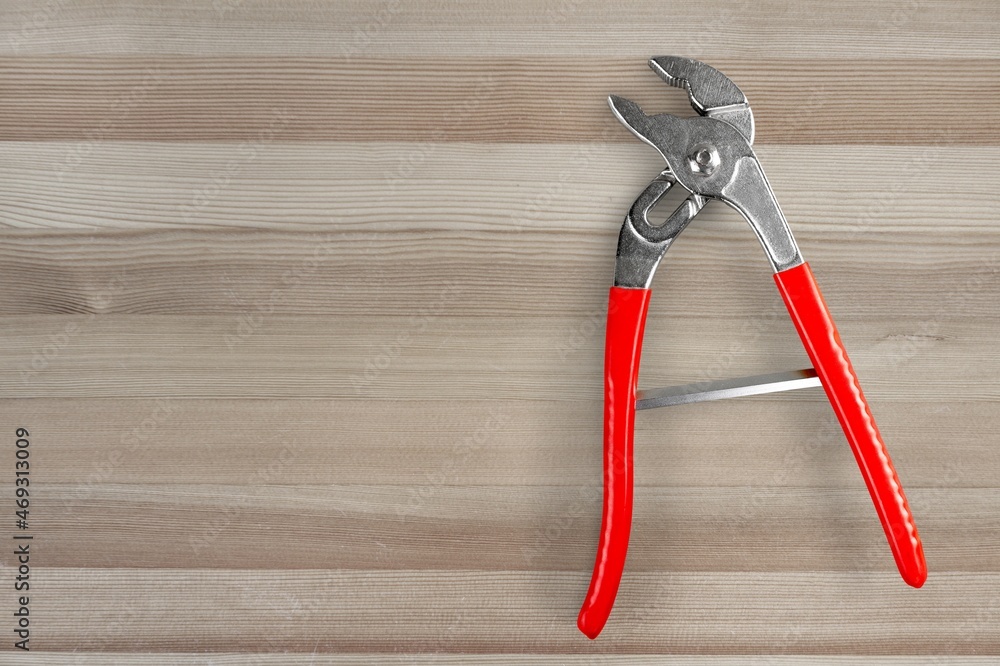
688;143;720;176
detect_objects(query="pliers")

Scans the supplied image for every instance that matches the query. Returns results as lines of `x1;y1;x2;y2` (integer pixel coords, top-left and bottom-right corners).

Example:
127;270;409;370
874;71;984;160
579;57;927;639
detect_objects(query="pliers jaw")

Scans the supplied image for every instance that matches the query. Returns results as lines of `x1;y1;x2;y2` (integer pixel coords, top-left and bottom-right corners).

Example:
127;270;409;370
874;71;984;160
609;61;803;278
581;56;927;641
648;56;756;145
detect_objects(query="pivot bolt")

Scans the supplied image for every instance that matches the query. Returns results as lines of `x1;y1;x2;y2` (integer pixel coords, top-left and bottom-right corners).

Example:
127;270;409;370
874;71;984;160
688;143;720;176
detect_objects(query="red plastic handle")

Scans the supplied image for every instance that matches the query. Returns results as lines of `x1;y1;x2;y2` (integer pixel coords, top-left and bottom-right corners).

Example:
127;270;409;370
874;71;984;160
774;262;927;588
578;286;651;639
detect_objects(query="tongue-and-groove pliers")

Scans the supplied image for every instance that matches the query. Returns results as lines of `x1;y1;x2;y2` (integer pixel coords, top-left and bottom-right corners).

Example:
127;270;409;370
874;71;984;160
579;56;927;639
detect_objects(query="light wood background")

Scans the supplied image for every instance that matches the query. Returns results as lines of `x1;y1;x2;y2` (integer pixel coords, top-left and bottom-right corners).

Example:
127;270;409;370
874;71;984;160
0;1;998;663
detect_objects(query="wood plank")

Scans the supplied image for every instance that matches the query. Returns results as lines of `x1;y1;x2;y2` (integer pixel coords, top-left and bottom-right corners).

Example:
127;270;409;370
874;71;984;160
1;142;997;233
0;226;995;317
0;314;997;400
5;483;995;572
4;398;994;487
5;657;996;665
0;58;997;143
1;1;998;59
16;570;1000;654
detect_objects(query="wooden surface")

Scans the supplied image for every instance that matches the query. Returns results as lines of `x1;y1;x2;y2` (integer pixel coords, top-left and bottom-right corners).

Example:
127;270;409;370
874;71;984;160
0;0;998;662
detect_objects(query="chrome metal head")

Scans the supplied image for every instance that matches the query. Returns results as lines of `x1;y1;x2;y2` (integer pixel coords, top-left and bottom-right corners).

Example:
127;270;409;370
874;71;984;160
610;57;803;286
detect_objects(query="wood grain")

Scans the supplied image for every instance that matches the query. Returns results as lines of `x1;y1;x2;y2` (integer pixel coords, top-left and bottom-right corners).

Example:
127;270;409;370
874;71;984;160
11;482;999;572
0;0;997;59
4;398;995;486
1;58;998;144
23;570;1000;654
7;652;992;666
0;0;998;661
